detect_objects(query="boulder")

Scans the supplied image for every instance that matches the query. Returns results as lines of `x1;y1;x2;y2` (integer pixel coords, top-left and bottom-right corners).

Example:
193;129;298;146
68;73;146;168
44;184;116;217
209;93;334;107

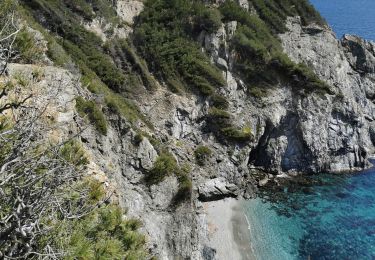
198;177;239;201
137;138;158;170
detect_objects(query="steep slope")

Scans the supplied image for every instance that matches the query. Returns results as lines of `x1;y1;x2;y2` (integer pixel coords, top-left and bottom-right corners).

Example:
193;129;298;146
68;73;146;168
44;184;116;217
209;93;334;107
3;0;375;259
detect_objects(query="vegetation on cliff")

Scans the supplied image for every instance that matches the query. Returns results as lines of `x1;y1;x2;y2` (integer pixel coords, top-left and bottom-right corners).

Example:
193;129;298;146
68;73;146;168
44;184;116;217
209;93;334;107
19;0;149;126
133;0;226;96
220;0;331;95
130;0;332;144
194;146;213;166
146;152;192;202
0;0;338;257
0;2;148;258
0;100;148;258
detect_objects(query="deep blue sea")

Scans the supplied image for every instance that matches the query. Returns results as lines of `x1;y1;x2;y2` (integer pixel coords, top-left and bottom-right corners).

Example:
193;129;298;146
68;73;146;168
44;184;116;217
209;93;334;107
243;3;375;258
310;0;375;41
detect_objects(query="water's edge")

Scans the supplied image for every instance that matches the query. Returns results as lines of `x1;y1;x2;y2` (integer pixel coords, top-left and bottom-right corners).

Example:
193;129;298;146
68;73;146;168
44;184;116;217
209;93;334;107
242;167;375;259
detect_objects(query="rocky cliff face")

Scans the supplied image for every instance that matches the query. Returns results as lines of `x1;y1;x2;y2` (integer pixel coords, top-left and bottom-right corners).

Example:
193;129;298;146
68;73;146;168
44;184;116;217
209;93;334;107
10;0;375;259
89;14;375;259
200;16;375;176
277;17;375;173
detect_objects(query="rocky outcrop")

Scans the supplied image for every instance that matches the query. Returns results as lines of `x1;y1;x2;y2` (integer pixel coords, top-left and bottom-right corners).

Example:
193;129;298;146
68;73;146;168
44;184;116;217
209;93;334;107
116;0;144;25
196;16;375;176
136;138;158;170
198;177;240;201
341;34;375;74
276;17;375;173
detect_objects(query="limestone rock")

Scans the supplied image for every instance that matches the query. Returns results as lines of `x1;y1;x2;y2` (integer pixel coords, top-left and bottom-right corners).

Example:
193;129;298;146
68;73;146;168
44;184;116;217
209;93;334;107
116;0;144;25
237;0;249;10
341;34;375;74
137;138;157;170
198;177;239;201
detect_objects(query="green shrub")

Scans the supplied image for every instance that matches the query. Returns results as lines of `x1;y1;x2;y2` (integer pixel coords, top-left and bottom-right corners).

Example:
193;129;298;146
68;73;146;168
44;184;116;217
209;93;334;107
146;152;178;185
166;78;185;94
133;0;225;97
105;96;120;114
133;133;144;146
206;108;231;131
247;0;325;33
219;0;331;97
207;107;231;119
175;172;192;202
116;39;158;91
14;28;44;63
86;50;126;92
60;140;89;166
0;0;15;18
13;73;29;87
87;179;106;203
194;146;212;166
37;176;147;258
21;0;126;92
76;97;108;135
195;8;222;34
171;164;192;204
220;126;254;142
211;94;229;110
65;0;94;20
248;87;268;98
42;204;147;260
145;153;193;203
19;3;149;126
205;108;254;143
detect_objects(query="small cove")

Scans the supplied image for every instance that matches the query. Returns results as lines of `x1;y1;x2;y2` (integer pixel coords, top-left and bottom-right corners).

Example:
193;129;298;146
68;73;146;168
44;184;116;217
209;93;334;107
242;2;375;258
243;166;375;259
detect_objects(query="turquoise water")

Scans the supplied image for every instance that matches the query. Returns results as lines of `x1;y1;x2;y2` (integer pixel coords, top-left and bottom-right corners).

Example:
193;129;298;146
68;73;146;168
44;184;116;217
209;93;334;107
310;0;375;40
244;167;375;259
243;3;375;259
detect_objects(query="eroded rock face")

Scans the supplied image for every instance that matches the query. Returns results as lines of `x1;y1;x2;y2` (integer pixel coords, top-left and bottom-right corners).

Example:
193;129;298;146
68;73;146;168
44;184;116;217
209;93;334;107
341;34;375;74
275;17;375;173
116;0;144;25
199;15;375;175
137;138;158;170
198;177;240;201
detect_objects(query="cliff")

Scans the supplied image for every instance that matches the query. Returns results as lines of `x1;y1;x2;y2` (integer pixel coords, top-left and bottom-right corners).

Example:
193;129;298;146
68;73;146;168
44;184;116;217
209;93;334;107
3;0;375;259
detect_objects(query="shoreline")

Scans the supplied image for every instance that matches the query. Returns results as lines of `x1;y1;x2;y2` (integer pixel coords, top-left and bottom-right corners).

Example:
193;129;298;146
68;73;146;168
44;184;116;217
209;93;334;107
204;198;255;260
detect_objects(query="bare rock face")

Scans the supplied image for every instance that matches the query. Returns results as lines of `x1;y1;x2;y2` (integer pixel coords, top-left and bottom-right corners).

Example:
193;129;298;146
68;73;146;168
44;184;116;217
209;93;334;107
341;34;375;74
200;15;375;175
198;177;240;201
237;0;249;10
137;137;158;170
116;0;144;25
6;64;79;139
273;17;375;173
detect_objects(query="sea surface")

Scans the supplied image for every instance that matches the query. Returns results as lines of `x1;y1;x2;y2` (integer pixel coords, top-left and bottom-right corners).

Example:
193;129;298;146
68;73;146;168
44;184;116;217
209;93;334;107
244;168;375;259
310;0;375;41
243;3;375;259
